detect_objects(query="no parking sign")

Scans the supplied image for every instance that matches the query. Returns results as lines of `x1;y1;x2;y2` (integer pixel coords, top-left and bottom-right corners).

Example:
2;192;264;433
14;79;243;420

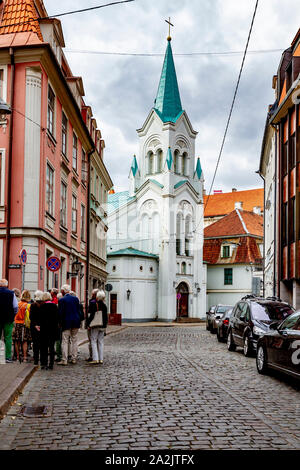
20;249;27;265
46;256;61;273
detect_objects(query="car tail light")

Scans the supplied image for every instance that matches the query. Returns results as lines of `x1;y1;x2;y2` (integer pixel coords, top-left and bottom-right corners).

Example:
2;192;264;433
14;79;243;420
223;319;229;325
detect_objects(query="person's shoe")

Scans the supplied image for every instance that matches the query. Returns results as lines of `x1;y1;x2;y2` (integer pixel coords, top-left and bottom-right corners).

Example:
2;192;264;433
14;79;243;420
41;365;47;370
99;360;103;365
55;358;62;363
57;361;68;366
88;360;99;365
5;358;13;364
48;365;53;370
71;359;77;364
85;357;93;362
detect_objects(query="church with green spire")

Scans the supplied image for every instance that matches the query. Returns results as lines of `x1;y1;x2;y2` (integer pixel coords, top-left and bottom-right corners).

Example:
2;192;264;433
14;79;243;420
107;34;206;322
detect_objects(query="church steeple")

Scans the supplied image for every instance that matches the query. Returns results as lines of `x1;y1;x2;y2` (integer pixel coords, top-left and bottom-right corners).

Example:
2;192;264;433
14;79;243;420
154;38;183;123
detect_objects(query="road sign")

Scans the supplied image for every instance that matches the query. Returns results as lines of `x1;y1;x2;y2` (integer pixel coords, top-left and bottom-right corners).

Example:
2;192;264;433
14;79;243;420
8;264;21;269
105;284;113;292
46;256;61;273
20;249;27;265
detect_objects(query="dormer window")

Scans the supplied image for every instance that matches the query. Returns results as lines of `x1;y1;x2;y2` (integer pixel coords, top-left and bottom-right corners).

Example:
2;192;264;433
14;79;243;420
222;245;231;258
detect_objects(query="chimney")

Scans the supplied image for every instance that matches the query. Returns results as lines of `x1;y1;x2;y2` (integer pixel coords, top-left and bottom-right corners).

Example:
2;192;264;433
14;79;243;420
232;188;237;192
253;206;261;215
235;201;243;210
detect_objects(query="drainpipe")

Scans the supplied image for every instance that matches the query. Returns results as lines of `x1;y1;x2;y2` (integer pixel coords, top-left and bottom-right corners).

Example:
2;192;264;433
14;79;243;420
271;123;278;298
85;148;94;318
5;48;15;281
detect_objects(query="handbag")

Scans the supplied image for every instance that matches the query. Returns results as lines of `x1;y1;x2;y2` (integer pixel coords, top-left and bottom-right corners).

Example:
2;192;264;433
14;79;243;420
89;303;104;328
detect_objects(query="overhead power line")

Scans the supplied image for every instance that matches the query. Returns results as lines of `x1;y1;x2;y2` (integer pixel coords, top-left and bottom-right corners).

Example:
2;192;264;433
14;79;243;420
193;0;260;234
65;48;283;58
0;0;135;30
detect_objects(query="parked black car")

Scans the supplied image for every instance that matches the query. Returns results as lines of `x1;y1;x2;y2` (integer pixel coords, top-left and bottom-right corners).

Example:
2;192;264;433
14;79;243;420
227;297;294;356
256;311;300;380
211;305;233;334
217;308;233;342
206;305;217;331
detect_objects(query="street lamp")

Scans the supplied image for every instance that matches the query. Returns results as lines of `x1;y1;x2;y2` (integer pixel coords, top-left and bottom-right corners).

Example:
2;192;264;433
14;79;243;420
0;98;11;116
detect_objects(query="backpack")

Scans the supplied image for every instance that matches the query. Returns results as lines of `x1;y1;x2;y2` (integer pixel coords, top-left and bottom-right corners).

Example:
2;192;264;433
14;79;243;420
24;304;31;328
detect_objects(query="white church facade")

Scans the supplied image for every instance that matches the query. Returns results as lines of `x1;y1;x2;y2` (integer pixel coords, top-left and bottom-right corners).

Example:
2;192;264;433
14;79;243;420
106;37;207;322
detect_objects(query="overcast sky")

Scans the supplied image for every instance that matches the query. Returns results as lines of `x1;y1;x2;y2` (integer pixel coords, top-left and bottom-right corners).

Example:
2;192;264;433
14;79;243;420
45;0;299;193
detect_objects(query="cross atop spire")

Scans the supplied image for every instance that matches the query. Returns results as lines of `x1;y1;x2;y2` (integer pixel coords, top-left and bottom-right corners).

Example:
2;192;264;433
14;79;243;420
165;17;174;41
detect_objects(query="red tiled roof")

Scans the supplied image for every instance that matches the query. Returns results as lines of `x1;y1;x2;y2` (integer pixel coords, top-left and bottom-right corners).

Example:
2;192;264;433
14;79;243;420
0;0;43;41
204;188;263;217
204;209;263;238
203;236;262;265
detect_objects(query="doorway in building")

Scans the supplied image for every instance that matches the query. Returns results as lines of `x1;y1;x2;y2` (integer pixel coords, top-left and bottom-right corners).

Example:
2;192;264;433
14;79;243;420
176;282;189;318
110;294;117;314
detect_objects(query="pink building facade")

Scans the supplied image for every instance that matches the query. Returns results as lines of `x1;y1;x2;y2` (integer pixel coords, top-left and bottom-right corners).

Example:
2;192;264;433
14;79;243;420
0;1;112;302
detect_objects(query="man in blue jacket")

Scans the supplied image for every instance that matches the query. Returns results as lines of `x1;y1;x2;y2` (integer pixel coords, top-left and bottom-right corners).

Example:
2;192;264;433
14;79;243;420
57;284;81;366
0;279;18;363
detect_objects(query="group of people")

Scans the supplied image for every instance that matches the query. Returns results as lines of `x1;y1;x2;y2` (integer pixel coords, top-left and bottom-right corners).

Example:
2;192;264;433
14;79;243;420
0;279;108;369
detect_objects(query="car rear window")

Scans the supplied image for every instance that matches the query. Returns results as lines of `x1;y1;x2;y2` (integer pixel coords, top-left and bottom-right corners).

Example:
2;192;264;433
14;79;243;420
216;306;232;313
251;303;294;322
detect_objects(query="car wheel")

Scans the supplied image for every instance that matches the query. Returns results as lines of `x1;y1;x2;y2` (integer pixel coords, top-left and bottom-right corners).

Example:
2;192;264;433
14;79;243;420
227;330;236;351
243;335;253;357
256;345;268;375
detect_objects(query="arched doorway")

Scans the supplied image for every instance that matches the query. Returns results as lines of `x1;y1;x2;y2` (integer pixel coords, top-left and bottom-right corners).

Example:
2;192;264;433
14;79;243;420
176;282;189;318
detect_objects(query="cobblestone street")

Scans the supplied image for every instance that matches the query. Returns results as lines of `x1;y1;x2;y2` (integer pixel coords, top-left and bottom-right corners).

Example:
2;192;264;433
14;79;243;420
1;325;300;450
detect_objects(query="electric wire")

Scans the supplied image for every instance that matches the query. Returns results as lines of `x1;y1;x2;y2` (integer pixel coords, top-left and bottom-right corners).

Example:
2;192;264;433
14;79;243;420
0;0;135;30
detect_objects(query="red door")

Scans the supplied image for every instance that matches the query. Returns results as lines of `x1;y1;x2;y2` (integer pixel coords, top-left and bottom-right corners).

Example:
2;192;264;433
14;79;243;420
178;293;189;317
110;294;117;314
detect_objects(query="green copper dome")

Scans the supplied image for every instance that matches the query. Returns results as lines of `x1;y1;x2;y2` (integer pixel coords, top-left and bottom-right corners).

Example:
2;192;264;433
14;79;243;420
154;40;183;123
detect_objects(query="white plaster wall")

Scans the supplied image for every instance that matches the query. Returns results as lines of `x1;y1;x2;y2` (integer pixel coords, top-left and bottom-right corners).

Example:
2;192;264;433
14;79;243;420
23;68;42;227
22;237;39;297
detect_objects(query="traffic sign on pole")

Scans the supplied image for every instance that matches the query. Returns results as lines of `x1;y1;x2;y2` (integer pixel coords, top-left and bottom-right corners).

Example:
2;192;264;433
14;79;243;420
20;249;27;265
46;256;61;273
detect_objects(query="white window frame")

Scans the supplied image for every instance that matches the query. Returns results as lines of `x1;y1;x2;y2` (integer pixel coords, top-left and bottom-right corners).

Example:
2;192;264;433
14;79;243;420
46;161;55;217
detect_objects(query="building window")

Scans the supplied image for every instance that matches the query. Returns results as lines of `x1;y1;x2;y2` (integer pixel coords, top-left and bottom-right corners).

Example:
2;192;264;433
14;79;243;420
46;164;54;216
289;198;295;244
81;204;85;241
222;245;230;258
0;69;4;99
72;195;77;233
72;133;78;171
140;266;143;271
47;85;55;136
181;262;186;275
283;142;288;176
61;112;67;157
81;149;88;183
148;152;154;174
282;202;288;246
224;268;233;285
0;152;4;206
150;266;153;273
60;181;67;227
112;265;116;272
289;134;296;170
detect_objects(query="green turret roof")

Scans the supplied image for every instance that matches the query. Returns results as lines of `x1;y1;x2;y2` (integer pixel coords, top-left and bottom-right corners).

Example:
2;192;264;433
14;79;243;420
154;39;183;123
130;155;138;177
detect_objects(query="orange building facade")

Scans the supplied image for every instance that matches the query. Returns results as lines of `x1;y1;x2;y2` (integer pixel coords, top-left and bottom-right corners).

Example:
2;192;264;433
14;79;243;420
269;29;300;307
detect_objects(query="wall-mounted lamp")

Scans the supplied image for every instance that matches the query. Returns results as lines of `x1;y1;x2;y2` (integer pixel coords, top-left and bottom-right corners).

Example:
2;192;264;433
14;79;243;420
67;257;84;279
127;289;131;300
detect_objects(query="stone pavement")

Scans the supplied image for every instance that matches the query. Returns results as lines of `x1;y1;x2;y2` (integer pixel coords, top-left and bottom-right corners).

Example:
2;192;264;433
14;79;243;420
0;324;300;450
0;324;127;420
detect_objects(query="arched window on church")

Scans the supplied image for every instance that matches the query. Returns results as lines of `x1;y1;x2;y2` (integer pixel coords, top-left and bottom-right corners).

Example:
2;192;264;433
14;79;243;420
181;262;186;275
152;212;160;253
147;151;154;175
176;213;182;255
141;213;150;252
182;152;188;176
185;215;192;256
174;150;180;174
157;149;163;173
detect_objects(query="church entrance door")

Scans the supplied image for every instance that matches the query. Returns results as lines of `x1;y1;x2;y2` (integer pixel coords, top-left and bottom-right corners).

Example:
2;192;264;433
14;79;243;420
176;282;189;318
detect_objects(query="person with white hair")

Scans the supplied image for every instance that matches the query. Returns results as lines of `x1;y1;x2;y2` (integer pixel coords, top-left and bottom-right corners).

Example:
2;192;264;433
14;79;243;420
29;290;44;365
0;279;18;363
86;290;108;365
57;284;81;365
